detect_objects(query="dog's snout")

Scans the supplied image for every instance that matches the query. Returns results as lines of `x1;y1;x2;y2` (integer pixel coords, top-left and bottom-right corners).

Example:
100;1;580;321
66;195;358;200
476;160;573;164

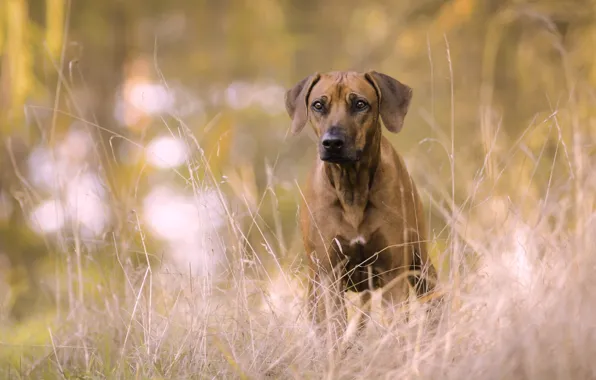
322;135;344;152
321;130;345;154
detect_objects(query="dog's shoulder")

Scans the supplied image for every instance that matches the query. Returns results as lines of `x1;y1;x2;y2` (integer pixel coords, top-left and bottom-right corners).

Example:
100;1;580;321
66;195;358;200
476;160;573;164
379;136;408;176
371;136;416;199
305;159;336;204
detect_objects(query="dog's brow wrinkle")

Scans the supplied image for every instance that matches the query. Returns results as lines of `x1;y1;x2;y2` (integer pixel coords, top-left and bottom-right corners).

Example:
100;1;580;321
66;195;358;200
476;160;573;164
333;81;344;101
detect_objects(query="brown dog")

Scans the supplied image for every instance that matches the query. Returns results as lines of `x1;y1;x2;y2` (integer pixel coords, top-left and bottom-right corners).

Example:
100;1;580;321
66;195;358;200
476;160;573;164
285;71;438;341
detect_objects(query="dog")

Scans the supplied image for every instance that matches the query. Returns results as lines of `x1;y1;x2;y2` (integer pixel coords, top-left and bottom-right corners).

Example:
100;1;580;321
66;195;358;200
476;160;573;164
285;71;439;342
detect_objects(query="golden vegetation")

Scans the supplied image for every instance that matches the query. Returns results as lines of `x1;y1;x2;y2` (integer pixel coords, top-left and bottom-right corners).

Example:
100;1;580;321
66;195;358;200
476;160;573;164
0;0;595;378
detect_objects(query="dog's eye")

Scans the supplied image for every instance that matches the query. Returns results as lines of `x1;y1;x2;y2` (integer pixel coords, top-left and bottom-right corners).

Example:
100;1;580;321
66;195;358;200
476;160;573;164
355;100;368;110
312;101;324;112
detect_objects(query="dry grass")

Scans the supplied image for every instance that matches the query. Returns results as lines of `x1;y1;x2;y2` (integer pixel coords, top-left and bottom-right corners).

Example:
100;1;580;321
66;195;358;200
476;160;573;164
2;27;595;379
1;108;594;379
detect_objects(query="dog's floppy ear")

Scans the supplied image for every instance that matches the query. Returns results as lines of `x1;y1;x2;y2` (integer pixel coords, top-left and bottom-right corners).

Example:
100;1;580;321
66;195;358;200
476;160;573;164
365;71;413;133
285;73;321;135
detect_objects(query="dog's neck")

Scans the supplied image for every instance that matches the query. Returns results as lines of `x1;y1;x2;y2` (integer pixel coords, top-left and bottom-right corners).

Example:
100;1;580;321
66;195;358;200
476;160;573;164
324;128;381;228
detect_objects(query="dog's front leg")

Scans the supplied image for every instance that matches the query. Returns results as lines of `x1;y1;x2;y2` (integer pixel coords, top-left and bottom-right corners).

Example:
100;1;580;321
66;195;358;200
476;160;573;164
380;276;410;329
355;289;372;335
306;268;325;328
308;264;347;348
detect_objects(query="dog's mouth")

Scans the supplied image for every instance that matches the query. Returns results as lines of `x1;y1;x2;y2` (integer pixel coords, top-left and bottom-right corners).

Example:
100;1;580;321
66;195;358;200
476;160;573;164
319;150;362;164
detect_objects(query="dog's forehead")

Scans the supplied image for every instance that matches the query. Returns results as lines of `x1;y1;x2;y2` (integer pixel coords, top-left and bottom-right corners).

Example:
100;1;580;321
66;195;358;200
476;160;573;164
310;72;377;101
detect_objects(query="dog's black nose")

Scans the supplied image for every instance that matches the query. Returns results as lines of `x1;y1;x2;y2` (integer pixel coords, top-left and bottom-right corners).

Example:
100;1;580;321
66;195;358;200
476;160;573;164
321;132;345;153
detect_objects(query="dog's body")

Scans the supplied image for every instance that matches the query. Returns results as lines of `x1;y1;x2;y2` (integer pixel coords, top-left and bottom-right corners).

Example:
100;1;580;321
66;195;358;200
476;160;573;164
285;71;438;340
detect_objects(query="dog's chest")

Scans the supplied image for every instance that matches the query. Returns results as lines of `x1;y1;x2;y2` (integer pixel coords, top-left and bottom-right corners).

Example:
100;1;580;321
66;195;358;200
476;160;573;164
342;204;366;231
340;237;388;292
325;201;380;247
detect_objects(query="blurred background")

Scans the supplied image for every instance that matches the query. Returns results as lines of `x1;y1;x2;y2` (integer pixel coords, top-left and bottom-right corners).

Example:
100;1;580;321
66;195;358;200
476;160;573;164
0;0;595;367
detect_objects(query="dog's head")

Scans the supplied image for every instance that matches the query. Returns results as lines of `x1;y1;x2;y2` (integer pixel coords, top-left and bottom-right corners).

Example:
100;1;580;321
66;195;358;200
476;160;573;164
285;71;412;164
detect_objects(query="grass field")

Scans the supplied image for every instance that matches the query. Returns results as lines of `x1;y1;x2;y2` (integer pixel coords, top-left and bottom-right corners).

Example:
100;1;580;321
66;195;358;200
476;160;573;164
1;7;594;374
1;103;594;380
